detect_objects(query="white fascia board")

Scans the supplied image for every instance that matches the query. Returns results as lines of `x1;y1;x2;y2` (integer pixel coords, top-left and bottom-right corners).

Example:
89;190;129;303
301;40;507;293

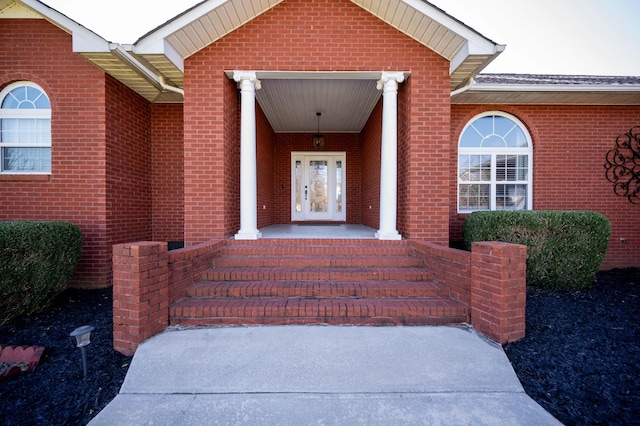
224;71;411;80
470;83;640;93
18;0;110;53
449;42;470;73
129;39;184;73
402;0;501;55
161;40;184;73
134;0;230;53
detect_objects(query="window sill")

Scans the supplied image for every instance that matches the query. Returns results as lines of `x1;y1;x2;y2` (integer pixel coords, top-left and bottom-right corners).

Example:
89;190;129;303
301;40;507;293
0;174;51;182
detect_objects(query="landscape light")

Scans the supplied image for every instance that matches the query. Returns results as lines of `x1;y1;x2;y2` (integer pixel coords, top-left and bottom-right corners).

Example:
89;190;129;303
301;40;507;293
70;325;94;379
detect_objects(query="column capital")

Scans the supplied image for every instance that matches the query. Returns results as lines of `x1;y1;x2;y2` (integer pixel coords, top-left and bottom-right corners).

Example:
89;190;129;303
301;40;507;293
233;71;261;90
377;71;405;90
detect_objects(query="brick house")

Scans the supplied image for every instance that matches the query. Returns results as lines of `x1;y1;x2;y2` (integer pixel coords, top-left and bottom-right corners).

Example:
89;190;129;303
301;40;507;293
2;0;639;350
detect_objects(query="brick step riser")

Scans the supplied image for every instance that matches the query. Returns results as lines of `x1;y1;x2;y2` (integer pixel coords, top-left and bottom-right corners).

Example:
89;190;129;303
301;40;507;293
219;246;416;257
170;297;469;326
202;268;434;282
224;239;410;248
171;316;469;327
187;281;450;298
212;257;424;268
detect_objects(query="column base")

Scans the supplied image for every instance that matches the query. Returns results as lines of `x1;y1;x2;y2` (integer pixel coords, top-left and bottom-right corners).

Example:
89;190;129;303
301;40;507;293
375;230;402;240
235;230;262;240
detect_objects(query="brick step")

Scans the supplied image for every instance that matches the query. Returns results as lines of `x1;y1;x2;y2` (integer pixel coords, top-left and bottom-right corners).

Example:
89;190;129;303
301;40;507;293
169;297;469;326
225;239;409;248
187;280;449;298
220;244;416;257
212;255;424;268
202;266;434;282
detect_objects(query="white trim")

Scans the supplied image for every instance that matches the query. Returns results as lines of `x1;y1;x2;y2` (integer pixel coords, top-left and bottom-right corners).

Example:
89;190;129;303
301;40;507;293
235;71;261;240
400;0;500;55
457;111;533;213
16;0;111;53
376;72;403;241
467;83;640;93
224;70;411;81
291;152;347;222
0;81;52;174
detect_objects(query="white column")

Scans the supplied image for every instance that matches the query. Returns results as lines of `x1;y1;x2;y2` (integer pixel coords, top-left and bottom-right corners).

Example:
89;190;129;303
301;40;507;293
234;71;262;240
375;72;404;241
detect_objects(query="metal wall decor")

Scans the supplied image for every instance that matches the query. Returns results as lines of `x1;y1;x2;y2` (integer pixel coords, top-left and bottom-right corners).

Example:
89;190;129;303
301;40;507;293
604;126;640;204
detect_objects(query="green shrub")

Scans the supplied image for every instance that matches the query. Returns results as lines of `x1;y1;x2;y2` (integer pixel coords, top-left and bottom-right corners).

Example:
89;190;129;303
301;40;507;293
464;211;610;290
0;221;83;324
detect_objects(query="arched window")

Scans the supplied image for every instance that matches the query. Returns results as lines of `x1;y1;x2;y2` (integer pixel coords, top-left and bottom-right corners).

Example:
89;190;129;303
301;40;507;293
0;82;51;173
458;112;532;212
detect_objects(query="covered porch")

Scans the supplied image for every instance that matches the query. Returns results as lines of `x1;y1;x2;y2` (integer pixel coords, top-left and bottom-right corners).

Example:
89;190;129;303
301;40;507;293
260;224;377;239
232;71;407;242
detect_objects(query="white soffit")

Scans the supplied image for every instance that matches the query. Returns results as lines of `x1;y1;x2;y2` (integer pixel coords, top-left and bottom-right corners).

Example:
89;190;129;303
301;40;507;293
133;0;284;78
245;72;392;133
350;0;505;90
7;0;110;52
0;0;39;18
3;1;179;102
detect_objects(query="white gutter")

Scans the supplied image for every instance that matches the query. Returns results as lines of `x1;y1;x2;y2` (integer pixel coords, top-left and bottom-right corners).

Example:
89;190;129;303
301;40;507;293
450;77;475;97
109;44;184;97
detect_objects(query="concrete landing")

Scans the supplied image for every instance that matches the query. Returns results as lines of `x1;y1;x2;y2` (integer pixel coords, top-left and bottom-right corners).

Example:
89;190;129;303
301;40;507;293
90;326;560;425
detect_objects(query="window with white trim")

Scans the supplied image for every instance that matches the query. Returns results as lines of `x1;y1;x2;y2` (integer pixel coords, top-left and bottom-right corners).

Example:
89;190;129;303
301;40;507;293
0;82;51;173
458;112;532;212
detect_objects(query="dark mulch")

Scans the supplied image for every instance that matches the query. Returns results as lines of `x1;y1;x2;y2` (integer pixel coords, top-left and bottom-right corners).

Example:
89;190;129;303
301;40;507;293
0;288;131;426
504;268;640;425
0;268;638;425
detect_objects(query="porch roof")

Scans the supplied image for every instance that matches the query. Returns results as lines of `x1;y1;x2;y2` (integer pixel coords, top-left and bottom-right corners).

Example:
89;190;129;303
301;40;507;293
452;74;640;105
6;0;504;105
4;0;640;112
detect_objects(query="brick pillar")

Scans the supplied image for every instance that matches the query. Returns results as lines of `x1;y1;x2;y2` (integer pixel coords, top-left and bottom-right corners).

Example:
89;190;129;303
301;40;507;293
113;242;169;356
471;241;527;344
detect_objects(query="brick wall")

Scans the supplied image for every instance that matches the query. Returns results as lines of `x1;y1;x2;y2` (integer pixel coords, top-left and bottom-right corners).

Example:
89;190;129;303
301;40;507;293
257;103;276;228
113;239;224;355
0;19;110;288
105;75;153;259
450;104;640;269
470;241;527;343
360;100;382;229
151;104;184;242
399;65;451;244
183;0;450;242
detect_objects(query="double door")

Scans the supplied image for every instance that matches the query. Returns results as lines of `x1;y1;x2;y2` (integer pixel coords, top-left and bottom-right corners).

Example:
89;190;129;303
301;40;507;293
291;152;346;221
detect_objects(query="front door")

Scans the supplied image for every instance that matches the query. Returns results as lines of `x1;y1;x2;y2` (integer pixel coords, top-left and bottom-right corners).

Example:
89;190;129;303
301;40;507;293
291;152;346;222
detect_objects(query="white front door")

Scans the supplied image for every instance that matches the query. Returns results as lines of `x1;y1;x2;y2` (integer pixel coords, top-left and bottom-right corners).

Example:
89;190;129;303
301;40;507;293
292;152;346;222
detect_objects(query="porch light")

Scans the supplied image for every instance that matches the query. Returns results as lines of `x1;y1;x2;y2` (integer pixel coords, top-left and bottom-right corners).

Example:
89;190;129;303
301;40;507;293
312;112;325;149
70;325;94;379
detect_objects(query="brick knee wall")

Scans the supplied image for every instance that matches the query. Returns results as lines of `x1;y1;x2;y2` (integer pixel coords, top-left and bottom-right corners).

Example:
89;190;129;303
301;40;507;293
112;239;225;355
471;241;527;344
112;242;169;356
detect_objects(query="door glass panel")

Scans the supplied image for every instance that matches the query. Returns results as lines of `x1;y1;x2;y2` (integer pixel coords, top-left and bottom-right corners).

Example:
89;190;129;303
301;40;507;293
295;160;302;213
309;160;328;213
336;160;342;213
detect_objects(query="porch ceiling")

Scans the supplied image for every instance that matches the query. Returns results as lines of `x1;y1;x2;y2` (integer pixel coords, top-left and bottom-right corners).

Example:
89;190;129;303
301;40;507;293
252;73;385;133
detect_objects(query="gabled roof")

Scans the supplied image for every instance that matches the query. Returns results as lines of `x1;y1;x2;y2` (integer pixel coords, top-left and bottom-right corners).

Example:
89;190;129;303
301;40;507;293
131;0;504;92
452;74;640;105
1;0;184;102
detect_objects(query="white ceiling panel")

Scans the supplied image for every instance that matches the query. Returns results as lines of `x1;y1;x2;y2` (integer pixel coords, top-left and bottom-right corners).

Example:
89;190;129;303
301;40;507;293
256;78;382;133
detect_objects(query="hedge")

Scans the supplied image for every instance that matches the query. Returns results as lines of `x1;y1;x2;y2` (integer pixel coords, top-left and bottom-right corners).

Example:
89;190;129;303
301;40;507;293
464;211;610;290
0;221;83;324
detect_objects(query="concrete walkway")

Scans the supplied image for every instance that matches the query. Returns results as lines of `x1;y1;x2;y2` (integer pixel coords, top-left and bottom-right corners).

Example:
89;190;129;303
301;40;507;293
90;326;560;425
